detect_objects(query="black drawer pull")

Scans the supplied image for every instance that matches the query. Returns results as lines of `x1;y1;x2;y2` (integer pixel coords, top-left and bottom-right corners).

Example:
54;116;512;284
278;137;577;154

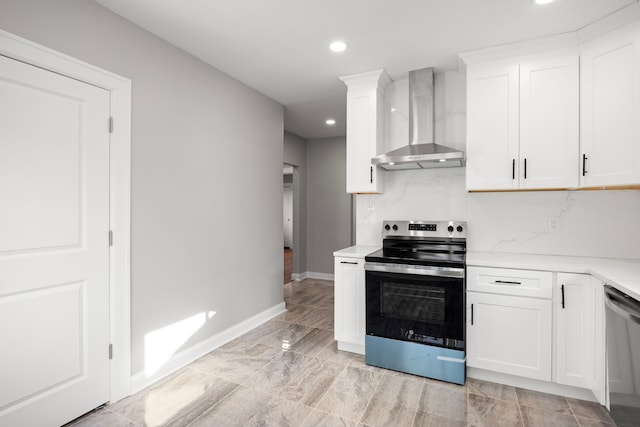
340;261;358;265
494;280;522;285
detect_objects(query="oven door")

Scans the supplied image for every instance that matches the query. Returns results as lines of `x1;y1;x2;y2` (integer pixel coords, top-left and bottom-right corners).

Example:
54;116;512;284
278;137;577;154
365;263;465;350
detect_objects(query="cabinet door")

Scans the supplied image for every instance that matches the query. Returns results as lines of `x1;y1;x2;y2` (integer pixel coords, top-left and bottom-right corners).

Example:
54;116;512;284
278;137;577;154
334;257;365;350
467;292;552;381
466;63;520;191
556;273;595;389
520;55;579;189
342;70;389;194
580;23;640;187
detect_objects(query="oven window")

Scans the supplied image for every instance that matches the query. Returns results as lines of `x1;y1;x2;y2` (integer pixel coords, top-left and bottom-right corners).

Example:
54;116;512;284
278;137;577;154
381;282;445;325
366;270;464;349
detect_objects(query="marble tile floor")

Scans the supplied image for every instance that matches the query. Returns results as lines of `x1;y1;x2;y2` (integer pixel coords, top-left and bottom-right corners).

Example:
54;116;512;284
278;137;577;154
68;279;616;427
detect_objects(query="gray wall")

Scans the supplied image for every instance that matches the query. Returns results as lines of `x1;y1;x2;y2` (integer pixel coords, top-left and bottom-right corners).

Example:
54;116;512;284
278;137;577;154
306;137;352;274
0;0;284;375
283;131;307;276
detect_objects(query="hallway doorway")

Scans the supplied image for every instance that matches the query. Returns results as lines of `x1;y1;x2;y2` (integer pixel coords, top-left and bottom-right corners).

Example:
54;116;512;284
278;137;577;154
283;164;294;284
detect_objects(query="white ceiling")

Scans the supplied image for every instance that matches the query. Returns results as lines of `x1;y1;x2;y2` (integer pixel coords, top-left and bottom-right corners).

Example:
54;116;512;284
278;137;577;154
95;0;637;140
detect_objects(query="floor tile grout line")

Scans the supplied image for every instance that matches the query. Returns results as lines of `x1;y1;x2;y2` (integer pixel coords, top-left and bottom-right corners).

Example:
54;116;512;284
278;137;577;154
565;396;581;425
183;381;243;426
411;374;428;427
356;366;387;425
306;359;348;415
240;390;279;427
514;386;526;426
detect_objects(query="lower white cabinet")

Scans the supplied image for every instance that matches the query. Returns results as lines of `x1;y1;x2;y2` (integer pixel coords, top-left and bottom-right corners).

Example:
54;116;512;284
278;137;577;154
556;273;594;388
556;273;606;404
334;256;365;354
468;265;606;404
467;291;552;381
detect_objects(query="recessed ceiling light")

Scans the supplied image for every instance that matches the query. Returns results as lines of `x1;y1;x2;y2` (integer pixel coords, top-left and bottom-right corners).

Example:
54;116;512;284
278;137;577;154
329;41;347;52
534;0;555;4
326;119;336;125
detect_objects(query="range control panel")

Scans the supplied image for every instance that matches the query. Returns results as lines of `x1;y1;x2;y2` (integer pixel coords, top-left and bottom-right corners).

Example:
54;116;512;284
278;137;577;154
382;220;467;239
408;223;437;232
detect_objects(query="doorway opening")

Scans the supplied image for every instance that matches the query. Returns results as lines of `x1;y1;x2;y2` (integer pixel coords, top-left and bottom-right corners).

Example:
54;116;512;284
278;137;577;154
283;164;294;284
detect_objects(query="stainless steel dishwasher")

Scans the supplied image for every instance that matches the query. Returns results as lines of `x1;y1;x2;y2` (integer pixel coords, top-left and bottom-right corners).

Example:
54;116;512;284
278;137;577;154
605;284;640;427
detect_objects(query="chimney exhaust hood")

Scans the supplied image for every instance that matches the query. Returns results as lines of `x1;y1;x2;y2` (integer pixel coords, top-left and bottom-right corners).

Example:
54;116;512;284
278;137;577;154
371;68;465;170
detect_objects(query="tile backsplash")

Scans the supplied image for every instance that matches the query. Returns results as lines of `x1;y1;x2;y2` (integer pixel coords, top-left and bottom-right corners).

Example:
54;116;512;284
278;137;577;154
356;168;640;259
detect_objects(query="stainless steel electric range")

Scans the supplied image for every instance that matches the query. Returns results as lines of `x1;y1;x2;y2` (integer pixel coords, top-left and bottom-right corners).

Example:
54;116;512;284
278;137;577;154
364;220;467;385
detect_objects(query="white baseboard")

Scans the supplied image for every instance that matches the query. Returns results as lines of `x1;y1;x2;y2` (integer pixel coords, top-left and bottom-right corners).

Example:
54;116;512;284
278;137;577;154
130;302;286;395
290;272;334;281
305;272;334;281
290;272;305;281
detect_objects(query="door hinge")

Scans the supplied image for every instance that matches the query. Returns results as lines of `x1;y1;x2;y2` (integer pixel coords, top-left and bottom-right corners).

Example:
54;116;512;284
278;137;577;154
109;230;113;246
109;117;114;133
109;344;113;360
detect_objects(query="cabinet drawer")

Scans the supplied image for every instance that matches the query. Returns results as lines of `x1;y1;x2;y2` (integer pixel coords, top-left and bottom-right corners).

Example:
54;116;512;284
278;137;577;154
467;266;552;298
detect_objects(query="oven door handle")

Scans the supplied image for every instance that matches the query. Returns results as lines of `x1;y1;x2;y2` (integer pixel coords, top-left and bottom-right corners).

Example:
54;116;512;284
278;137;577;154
364;262;464;278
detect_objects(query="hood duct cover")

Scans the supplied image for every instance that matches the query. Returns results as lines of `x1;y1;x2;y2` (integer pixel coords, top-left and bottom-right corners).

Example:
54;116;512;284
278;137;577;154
372;67;465;170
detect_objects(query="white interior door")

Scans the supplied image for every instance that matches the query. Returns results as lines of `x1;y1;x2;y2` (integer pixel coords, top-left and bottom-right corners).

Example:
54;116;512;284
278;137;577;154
0;54;111;426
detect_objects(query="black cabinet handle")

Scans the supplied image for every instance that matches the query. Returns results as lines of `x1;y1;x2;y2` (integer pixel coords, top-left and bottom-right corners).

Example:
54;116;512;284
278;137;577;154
512;159;515;180
340;261;358;265
582;154;588;176
494;280;522;285
524;158;527;179
561;284;565;309
370;166;373;184
471;303;474;325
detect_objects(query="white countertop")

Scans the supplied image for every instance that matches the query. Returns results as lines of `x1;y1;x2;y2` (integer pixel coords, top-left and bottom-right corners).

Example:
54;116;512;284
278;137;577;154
467;251;640;301
333;245;380;259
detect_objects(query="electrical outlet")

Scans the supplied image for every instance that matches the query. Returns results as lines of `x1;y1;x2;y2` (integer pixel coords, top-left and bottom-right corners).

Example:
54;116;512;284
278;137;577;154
548;217;560;232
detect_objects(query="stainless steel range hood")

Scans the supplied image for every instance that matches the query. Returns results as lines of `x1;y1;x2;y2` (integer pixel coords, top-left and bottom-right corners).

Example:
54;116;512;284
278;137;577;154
372;68;465;170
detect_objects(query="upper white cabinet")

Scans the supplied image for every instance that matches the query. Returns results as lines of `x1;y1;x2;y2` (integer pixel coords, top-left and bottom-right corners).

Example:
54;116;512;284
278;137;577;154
340;69;391;194
466;52;579;191
466;63;519;190
580;22;640;187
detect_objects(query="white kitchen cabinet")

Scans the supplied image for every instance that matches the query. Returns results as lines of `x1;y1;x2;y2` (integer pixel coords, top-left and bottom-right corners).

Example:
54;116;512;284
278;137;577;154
334;255;366;354
340;69;391;194
580;22;640;188
466;53;579;191
555;273;595;389
467;291;552;381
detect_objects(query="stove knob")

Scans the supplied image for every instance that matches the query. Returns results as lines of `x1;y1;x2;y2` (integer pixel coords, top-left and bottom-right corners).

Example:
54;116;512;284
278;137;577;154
457;225;464;233
392;224;398;231
447;225;454;233
384;224;390;231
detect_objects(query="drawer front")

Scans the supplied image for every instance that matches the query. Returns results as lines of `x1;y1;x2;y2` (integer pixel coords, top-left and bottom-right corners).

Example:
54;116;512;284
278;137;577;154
467;266;552;298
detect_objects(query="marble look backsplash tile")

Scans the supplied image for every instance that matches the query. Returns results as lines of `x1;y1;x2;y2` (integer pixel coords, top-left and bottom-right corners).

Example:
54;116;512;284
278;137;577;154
356;168;640;259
